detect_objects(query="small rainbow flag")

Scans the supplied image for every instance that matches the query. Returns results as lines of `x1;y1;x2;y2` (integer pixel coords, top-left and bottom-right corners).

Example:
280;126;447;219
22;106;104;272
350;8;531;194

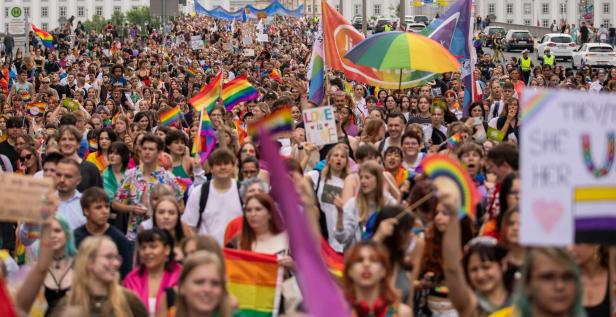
247;107;294;139
185;67;199;77
269;69;282;83
320;238;344;279
224;248;283;317
188;72;222;113
420;155;480;220
192;106;217;162
26;102;47;115
176;177;192;194
88;138;98;152
221;75;259;112
159;106;182;126
446;132;464;149
19;90;31;101
32;24;54;49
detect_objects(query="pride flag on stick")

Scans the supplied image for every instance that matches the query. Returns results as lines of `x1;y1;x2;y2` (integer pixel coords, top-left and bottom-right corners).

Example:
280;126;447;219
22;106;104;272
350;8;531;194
224;248;283;316
221;75;259;112
188;72;222;113
191;106;217;163
159;106;182;126
247;107;293;139
31;24;54;49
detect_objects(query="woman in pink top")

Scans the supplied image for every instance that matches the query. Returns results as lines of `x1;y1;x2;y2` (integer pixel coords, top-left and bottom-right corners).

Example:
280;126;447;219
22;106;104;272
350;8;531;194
124;228;182;316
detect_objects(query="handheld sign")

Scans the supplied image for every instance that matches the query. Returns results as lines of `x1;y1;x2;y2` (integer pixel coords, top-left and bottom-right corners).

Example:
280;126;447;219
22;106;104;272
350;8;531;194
520;89;616;246
302;106;338;146
0;174;53;223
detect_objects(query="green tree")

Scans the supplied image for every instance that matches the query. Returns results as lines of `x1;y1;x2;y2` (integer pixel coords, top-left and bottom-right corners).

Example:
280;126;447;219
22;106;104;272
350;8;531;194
126;6;160;29
83;15;107;32
110;11;126;29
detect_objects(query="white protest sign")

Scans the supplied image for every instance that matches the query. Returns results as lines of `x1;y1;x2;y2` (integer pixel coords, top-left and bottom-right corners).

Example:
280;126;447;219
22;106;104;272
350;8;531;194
0;174;53;223
520;89;616;246
257;33;269;43
190;35;204;50
302;106;338;146
242;48;255;57
242;35;254;46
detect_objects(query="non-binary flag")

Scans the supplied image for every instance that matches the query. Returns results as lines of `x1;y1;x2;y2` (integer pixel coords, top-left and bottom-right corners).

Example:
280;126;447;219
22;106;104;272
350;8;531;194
159;106;182;126
224;248;283;316
32;24;54;49
307;21;325;106
221;75;259;112
188;72;222;113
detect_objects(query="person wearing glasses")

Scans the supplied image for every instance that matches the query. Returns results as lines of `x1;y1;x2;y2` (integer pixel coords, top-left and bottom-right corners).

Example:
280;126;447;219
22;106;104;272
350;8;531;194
17;145;41;175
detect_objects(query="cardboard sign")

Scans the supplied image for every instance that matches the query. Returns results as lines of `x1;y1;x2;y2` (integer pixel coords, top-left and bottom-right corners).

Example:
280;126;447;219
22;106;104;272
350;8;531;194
242;35;254;46
242;48;255;57
302;106;338;146
257;33;269;43
520;89;616;246
190;35;204;50
0;174;53;223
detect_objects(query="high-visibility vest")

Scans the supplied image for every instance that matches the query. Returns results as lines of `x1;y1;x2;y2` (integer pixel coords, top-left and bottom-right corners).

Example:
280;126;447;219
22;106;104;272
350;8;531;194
520;56;532;71
543;54;555;66
384;24;391;32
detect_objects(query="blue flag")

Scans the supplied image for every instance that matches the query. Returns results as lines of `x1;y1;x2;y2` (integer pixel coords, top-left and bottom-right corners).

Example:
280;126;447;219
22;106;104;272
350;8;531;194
422;0;475;114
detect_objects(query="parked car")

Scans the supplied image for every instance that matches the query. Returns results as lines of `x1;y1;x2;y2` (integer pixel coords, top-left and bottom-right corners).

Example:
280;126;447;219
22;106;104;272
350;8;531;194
571;43;616;68
406;23;426;33
504;30;534;52
412;15;429;25
484;26;506;47
537;33;576;61
374;18;392;33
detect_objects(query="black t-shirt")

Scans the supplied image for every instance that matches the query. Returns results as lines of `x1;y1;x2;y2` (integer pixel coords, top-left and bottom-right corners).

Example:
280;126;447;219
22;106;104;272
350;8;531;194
0;140;18;171
609;27;616;37
77;161;103;192
73;225;133;279
581;26;589;38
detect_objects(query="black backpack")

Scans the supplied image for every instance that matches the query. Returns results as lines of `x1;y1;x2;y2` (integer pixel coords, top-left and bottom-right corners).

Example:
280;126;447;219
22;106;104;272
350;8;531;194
195;180;243;231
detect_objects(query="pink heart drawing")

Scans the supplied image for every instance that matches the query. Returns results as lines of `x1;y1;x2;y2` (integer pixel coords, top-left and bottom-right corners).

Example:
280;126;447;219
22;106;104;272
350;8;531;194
324;123;329;127
532;200;565;233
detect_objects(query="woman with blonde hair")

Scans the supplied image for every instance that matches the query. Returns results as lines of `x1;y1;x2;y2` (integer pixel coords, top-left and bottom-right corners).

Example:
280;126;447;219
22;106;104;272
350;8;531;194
53;236;147;317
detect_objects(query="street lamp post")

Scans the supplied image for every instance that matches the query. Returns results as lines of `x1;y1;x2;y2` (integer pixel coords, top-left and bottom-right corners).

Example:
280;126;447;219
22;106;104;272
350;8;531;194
362;0;367;35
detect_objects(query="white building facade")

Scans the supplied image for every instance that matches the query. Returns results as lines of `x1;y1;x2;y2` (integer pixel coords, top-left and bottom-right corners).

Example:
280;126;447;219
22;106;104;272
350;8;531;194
0;0;150;33
303;0;456;21
474;0;616;28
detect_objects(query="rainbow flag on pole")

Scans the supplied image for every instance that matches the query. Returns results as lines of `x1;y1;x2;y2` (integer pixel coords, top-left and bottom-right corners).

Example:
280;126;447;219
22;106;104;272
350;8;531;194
31;24;54;49
224;248;283;316
247;107;294;139
221;75;259;112
307;21;325;106
191;105;217;163
188;72;222;113
159;106;182;126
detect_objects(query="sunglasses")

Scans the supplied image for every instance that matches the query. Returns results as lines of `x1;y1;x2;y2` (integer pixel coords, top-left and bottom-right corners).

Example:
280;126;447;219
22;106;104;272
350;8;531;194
19;154;33;161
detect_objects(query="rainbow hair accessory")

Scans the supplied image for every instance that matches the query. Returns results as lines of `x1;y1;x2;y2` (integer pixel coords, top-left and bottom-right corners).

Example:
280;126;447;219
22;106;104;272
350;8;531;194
420;154;480;220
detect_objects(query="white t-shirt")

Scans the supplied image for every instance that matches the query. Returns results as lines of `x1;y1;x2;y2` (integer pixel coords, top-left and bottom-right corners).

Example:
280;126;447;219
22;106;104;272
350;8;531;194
307;170;345;252
182;180;243;245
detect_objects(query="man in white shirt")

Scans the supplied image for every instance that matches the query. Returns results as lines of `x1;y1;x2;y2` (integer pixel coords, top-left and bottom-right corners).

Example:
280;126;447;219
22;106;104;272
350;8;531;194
182;148;243;245
55;157;86;230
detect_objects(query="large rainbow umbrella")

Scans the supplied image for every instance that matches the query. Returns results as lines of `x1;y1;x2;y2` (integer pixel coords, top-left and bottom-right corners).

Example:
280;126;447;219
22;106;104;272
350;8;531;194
344;31;460;88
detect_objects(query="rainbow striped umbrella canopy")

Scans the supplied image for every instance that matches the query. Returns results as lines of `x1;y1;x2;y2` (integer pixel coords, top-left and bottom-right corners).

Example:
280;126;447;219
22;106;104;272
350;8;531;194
344;31;460;74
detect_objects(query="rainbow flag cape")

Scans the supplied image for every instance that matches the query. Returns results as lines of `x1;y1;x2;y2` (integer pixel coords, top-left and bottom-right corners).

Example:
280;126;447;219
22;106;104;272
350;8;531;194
320;238;344;278
86;152;107;173
247;107;293;139
26;102;47;115
189;72;222;113
269;69;282;83
224;248;283;316
221;75;259;112
31;24;54;49
191;106;217;162
159;106;182;126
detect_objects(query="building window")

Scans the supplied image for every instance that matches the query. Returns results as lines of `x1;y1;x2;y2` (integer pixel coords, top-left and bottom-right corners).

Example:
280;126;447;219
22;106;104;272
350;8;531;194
542;3;549;14
42;23;48;31
604;3;610;13
524;19;531;26
4;24;8;32
374;4;381;16
4;8;9;18
488;3;495;14
59;6;67;17
603;19;610;27
113;6;121;13
23;7;30;17
41;7;48;17
95;6;103;16
335;5;339;12
78;7;85;17
307;5;311;13
506;19;513;24
523;3;531;15
560;3;567;14
542;19;549;28
506;3;513;14
355;4;361;16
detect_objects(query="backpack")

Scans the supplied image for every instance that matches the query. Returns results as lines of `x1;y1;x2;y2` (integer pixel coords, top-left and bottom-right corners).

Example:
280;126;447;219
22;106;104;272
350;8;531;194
195;180;243;231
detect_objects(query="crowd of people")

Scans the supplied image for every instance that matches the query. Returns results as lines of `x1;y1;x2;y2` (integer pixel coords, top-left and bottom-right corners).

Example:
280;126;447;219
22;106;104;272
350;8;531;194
0;11;614;317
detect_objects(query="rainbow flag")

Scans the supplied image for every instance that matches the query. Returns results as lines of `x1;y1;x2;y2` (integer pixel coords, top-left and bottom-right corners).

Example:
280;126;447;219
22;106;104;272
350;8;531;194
320;238;344;279
307;21;325;106
221;75;259;112
191;106;217;162
269;69;282;83
31;24;54;49
247;107;294;139
176;177;192;194
159;106;182;126
224;248;283;317
26;102;47;115
185;67;199;77
189;72;222;113
86;152;107;173
446;132;464;149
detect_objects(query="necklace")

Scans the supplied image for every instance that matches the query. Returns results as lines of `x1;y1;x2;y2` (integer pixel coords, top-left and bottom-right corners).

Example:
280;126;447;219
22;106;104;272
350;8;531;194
52;254;66;270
